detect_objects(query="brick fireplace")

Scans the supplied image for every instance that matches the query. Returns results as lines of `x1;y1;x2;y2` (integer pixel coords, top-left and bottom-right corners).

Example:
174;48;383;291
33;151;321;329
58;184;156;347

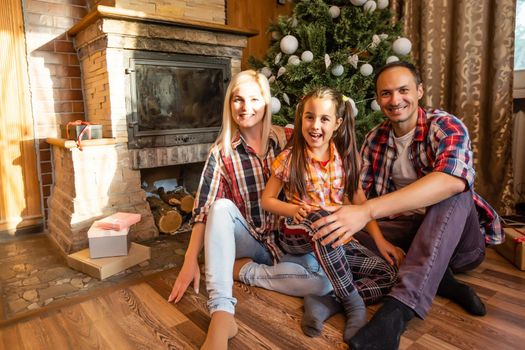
46;4;256;253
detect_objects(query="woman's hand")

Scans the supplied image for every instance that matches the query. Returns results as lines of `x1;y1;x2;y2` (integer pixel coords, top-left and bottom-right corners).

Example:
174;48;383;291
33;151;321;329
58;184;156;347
375;237;405;267
168;258;201;303
292;203;314;223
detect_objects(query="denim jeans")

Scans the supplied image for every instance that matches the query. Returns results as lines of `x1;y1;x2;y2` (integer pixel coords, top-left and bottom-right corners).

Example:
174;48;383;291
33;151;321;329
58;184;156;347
204;199;332;315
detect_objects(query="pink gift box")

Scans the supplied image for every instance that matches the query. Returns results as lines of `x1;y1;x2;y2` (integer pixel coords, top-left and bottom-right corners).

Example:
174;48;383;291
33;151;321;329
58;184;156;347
93;212;141;231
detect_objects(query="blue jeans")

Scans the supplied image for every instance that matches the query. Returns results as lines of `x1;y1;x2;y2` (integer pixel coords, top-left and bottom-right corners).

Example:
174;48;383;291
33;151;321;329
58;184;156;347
204;199;332;315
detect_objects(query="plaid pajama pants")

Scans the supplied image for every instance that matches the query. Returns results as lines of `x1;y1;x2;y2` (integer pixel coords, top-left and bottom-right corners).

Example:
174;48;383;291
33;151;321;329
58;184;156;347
278;210;398;303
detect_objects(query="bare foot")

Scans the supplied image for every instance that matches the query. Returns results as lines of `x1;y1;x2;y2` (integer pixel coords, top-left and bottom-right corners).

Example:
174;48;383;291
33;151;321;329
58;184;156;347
200;311;239;350
233;258;252;281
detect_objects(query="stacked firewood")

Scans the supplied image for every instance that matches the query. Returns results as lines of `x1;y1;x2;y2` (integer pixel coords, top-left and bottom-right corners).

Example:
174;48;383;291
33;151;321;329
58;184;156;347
146;187;195;234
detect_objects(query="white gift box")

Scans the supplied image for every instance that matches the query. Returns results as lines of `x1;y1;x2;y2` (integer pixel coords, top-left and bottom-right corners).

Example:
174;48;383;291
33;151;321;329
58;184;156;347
88;225;130;259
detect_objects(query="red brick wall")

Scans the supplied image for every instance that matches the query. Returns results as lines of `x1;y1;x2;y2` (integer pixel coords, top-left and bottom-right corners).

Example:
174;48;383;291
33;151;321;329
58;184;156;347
23;0;89;221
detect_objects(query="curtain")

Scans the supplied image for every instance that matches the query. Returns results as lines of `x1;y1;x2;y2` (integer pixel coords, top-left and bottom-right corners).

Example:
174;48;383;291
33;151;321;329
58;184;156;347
390;0;516;215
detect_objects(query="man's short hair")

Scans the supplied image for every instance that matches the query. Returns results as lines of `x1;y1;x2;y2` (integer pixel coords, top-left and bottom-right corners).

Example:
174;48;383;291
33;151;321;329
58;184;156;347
374;61;422;92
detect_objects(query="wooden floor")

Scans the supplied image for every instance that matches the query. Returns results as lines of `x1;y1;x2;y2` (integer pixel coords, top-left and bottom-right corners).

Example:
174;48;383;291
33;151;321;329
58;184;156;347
0;248;524;349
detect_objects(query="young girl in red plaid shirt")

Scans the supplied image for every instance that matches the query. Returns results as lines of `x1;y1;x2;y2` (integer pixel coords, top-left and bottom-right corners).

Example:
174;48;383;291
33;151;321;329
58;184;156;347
262;87;404;342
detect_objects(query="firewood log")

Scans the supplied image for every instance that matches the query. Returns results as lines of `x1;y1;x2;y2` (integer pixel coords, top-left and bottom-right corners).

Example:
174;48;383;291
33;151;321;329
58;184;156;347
158;187;181;206
147;196;182;234
168;191;195;214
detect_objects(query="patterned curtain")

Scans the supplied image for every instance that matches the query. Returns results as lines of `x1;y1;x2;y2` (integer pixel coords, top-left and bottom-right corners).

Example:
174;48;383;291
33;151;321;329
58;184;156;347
390;0;516;215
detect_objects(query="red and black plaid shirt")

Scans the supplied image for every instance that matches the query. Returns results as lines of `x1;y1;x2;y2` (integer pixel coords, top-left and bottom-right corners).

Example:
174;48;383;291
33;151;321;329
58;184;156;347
360;107;503;245
191;127;291;262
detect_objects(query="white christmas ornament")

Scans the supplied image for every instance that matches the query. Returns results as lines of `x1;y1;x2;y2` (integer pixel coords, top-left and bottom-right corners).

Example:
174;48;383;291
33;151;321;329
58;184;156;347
371;99;381;111
379;33;389;40
324;54;331;69
364;1;377;13
329;6;341;18
301;50;314;62
386;55;399;63
274;52;282;65
331;64;344;77
277;66;286;79
377;0;389;9
392;37;412;56
260;67;272;78
280;35;299;55
348;54;359;69
370;34;380;48
271;97;281;114
283;93;290;105
360;63;373;76
268;76;276;84
271;31;282;41
288;55;301;65
350;0;367;6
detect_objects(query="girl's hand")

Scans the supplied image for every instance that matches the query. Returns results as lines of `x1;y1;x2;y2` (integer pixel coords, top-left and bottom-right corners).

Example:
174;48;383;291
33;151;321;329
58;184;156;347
375;238;405;266
293;203;314;223
168;258;201;303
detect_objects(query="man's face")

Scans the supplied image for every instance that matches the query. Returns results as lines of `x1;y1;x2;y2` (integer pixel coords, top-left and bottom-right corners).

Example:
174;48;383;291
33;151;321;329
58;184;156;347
376;66;424;135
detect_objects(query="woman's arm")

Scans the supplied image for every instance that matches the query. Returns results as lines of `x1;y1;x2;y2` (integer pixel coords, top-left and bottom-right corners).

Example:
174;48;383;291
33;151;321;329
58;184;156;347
168;222;205;303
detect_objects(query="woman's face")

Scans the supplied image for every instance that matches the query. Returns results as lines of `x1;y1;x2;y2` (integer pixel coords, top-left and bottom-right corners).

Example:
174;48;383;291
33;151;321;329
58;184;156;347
230;81;266;132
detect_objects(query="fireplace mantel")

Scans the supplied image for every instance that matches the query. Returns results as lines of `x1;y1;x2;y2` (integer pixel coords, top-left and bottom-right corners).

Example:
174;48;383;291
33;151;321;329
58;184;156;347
68;5;258;38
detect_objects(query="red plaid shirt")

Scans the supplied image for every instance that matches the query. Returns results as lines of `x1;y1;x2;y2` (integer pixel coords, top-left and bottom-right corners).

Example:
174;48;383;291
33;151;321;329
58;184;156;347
191;126;292;262
360;107;503;245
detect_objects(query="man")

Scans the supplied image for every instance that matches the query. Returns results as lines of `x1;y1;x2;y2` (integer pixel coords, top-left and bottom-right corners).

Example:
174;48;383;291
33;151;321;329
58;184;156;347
311;61;503;349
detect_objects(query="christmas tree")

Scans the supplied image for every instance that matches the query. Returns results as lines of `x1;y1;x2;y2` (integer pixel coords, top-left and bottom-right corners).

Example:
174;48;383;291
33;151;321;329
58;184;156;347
250;0;412;142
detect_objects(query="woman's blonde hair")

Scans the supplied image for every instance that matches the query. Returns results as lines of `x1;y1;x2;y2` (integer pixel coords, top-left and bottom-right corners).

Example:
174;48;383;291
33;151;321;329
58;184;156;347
216;70;273;156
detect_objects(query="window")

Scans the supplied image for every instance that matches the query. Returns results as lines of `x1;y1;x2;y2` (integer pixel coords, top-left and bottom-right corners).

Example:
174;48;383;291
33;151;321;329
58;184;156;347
515;0;525;98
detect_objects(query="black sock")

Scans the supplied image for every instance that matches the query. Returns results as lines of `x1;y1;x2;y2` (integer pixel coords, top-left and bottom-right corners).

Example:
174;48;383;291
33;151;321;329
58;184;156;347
347;297;414;350
301;293;342;337
341;290;367;343
437;267;486;316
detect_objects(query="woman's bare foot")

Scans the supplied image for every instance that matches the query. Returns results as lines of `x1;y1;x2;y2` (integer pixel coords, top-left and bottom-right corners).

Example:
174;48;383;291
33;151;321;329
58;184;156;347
200;311;239;350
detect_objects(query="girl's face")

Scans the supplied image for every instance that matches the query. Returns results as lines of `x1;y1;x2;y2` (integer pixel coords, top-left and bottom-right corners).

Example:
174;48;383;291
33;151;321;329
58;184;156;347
301;97;342;157
230;81;266;132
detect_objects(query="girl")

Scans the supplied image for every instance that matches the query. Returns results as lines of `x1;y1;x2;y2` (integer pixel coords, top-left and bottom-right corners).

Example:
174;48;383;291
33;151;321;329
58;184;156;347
262;87;404;342
168;71;332;350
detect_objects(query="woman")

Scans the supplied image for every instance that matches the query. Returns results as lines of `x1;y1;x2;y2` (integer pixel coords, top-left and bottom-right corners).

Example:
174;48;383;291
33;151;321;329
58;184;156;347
168;70;331;350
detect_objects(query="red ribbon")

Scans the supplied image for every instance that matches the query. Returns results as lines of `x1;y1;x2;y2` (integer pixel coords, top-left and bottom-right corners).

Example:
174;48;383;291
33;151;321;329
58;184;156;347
513;227;525;243
66;120;91;151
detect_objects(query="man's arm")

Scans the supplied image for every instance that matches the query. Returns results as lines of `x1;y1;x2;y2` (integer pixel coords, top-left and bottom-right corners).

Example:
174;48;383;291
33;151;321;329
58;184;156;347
312;172;466;241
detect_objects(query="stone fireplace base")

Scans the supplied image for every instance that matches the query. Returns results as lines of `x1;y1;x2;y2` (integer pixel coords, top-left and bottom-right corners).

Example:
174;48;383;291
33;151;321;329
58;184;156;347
46;138;157;253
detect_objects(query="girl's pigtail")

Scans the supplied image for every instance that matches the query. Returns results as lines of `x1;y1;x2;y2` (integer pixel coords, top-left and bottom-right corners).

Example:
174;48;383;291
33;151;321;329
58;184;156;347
334;97;360;201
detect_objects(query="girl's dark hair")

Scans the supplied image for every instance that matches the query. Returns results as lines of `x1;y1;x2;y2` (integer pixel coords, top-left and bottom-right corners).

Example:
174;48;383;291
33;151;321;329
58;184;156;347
287;87;360;201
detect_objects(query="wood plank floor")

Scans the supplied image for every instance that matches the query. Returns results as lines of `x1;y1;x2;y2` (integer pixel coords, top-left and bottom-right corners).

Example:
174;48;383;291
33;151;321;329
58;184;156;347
0;248;524;349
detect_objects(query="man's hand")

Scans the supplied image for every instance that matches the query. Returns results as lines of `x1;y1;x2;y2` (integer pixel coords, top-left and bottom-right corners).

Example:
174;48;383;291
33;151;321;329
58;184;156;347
168;259;201;303
312;204;373;247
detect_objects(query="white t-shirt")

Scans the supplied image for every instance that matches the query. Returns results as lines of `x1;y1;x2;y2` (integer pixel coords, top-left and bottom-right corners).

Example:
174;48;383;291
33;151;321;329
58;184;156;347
392;128;426;215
